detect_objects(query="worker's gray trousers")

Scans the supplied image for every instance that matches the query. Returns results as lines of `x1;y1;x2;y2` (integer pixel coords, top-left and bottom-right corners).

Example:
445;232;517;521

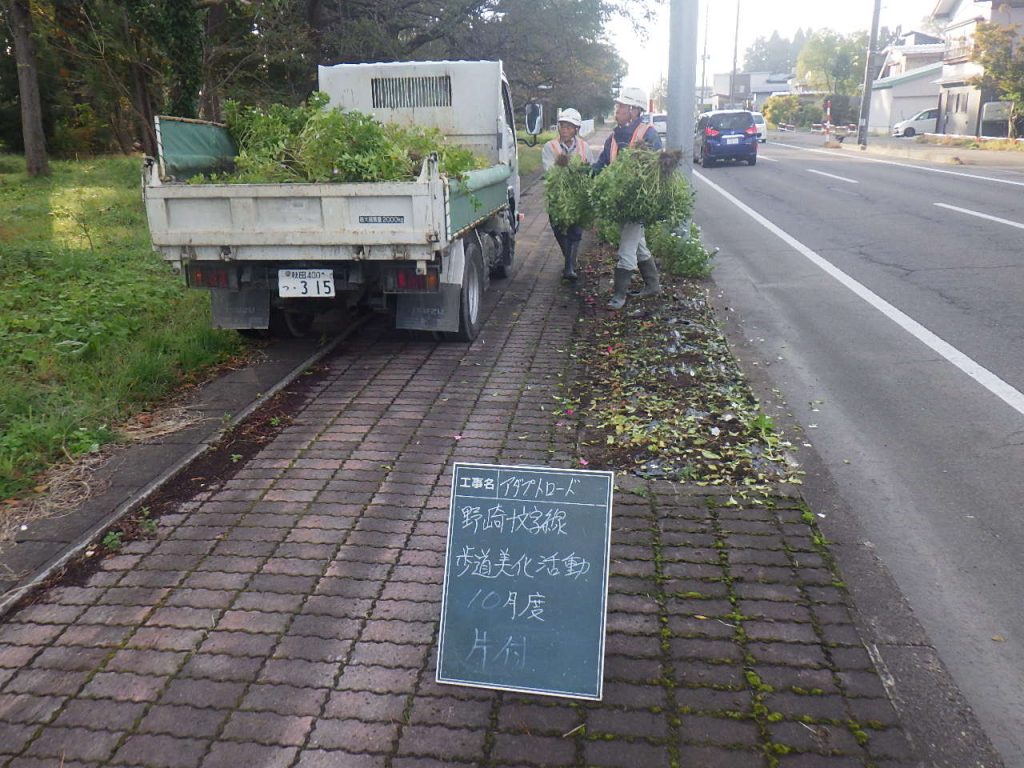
617;222;653;271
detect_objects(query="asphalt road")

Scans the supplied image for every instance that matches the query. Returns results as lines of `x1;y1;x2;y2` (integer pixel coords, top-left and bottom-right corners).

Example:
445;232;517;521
693;133;1024;766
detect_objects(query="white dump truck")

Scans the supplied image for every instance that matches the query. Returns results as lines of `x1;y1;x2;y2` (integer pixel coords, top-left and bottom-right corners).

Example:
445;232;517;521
143;60;520;341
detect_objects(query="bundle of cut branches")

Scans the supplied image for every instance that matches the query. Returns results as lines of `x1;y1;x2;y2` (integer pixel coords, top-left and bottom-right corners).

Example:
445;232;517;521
214;93;482;183
591;149;692;226
544;154;595;230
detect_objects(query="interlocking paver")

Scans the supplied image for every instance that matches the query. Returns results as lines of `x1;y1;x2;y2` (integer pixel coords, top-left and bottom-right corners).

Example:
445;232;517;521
21;726;124;761
307;717;398;752
240;683;328;718
110;734;209;768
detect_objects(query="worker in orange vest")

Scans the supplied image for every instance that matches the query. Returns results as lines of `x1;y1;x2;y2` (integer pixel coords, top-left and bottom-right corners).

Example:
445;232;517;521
592;86;662;309
541;108;591;280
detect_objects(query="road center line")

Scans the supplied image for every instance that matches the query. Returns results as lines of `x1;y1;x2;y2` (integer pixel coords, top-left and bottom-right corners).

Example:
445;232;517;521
934;203;1024;231
695;170;1024;418
807;169;858;184
774;142;1024;188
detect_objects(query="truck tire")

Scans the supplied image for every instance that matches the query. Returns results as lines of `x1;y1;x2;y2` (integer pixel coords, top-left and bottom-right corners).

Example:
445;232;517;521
490;224;515;280
449;239;484;342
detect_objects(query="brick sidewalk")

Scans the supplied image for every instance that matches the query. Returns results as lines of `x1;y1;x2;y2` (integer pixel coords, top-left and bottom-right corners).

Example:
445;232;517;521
0;179;918;767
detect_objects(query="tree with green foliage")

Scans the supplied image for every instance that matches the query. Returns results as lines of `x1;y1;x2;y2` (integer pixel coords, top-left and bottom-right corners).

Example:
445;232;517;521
796;29;868;124
971;22;1024;138
0;0;649;156
744;30;798;73
762;93;821;128
796;29;867;95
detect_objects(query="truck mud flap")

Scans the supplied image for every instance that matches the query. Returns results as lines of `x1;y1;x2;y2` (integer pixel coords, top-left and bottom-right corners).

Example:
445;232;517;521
211;288;270;330
395;285;461;333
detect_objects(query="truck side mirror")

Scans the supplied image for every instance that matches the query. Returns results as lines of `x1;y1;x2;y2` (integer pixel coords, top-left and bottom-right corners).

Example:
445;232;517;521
525;103;543;136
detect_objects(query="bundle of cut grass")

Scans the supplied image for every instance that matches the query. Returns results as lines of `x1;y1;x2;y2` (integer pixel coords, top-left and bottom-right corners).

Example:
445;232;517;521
544;154;594;230
591;149;692;226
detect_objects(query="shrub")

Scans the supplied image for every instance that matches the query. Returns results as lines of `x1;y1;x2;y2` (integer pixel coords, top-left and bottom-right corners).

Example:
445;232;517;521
647;222;716;278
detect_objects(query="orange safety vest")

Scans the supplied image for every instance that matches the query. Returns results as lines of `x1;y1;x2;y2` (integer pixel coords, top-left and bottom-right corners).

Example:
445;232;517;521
547;138;590;161
608;121;654;163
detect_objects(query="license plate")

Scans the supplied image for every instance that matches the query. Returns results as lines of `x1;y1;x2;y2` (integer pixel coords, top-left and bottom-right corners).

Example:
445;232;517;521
278;269;335;298
725;136;740;145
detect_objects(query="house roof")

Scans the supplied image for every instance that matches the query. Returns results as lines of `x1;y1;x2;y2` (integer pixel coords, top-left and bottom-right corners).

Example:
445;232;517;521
873;61;944;90
931;0;959;18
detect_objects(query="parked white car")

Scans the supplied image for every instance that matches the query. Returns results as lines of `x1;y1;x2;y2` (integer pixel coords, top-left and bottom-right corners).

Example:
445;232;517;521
893;108;939;138
751;112;767;143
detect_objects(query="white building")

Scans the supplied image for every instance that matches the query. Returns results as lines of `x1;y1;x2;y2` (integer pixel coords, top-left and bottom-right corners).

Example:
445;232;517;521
870;63;944;133
930;0;1024;136
711;72;793;110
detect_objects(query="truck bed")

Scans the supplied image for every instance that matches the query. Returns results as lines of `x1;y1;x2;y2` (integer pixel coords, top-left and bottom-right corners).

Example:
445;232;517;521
144;158;512;264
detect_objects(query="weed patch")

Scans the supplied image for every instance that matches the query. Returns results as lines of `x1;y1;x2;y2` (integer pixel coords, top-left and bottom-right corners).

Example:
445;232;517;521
0;156;244;500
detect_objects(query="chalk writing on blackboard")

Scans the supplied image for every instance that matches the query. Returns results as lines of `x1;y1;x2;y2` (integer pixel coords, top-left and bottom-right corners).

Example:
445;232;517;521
437;463;614;700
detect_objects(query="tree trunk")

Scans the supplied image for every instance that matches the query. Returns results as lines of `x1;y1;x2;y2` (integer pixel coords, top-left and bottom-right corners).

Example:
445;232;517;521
200;3;226;121
6;0;49;176
131;60;158;156
121;7;157;156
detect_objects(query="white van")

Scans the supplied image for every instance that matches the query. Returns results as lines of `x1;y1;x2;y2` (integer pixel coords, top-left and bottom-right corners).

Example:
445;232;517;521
893;108;938;138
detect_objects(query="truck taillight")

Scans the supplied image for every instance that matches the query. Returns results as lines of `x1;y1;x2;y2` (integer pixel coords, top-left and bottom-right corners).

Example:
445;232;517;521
396;270;438;291
187;263;235;289
387;265;440;292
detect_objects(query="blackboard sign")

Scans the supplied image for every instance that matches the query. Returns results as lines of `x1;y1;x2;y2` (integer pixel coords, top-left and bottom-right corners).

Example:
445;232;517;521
436;462;615;700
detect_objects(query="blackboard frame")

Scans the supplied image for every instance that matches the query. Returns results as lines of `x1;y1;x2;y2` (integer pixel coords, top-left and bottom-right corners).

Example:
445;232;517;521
436;462;615;700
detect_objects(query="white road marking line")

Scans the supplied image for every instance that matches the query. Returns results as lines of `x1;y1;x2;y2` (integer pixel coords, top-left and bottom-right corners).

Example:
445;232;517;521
774;141;1024;188
695;170;1024;418
807;169;859;184
934;203;1024;231
757;155;779;162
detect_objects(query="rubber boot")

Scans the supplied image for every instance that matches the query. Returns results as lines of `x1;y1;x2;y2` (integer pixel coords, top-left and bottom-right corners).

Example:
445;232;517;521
607;268;633;310
563;241;579;280
553;232;567;259
632;257;661;297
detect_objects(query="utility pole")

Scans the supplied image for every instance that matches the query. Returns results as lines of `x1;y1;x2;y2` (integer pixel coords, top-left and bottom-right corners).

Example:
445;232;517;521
730;0;741;108
857;0;883;147
667;0;699;176
699;4;710;113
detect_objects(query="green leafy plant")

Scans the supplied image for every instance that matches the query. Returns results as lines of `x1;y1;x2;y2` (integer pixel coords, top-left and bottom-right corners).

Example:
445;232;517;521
544;155;595;231
138;507;158;535
217;93;485;184
101;530;123;551
646;222;716;279
591;149;692;227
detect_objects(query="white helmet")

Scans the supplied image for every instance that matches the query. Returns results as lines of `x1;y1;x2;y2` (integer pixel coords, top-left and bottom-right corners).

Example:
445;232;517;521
557;108;582;128
615;86;647;111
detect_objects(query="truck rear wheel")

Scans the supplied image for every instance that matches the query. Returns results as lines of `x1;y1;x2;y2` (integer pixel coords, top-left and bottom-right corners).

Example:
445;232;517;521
449;240;484;342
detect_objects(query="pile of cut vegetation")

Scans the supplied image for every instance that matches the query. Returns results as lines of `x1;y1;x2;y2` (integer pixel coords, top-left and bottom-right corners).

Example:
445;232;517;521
208;92;485;184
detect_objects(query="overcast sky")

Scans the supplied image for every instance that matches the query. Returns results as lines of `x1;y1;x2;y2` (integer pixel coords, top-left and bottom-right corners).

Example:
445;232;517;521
612;0;941;92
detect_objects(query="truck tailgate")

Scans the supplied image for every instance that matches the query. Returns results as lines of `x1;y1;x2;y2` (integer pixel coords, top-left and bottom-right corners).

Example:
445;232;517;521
145;175;447;262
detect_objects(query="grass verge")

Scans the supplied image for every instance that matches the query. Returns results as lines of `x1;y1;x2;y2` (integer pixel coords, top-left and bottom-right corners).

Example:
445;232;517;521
0;154;244;500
